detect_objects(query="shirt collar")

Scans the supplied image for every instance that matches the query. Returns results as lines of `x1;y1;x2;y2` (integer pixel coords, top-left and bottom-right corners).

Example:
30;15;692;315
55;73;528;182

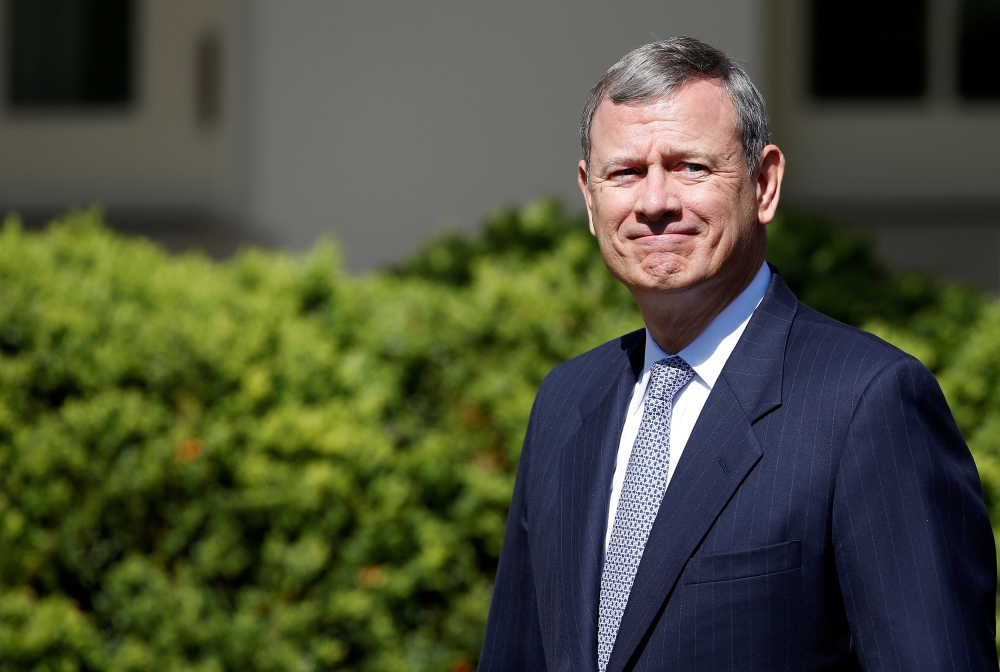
643;262;771;390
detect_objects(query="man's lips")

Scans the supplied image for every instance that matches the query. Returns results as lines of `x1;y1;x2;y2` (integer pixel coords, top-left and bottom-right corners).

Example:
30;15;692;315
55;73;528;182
627;226;700;242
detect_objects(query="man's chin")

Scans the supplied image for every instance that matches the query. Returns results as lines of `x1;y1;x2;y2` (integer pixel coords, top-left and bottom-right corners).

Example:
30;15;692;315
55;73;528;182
628;271;704;296
631;259;701;292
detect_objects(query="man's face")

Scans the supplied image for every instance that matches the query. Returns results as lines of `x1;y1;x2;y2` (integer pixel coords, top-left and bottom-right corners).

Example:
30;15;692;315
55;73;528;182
579;78;765;301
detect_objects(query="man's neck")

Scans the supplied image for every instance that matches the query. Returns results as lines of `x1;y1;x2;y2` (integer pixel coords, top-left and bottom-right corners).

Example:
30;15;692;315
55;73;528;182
635;259;765;355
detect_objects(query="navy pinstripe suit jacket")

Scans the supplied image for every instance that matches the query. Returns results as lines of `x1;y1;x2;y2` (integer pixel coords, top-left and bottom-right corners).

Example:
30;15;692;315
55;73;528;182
479;272;998;671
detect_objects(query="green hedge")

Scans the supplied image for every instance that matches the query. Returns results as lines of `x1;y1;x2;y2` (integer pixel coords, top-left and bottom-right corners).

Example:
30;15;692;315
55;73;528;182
0;203;997;671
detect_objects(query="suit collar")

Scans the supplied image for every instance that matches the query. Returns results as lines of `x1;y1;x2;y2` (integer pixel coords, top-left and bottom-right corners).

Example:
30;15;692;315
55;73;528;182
674;261;772;389
559;330;644;672
578;329;645;418
720;267;798;424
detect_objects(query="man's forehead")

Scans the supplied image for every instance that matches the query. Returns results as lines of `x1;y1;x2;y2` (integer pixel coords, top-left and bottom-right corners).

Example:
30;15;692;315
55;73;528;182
589;80;739;155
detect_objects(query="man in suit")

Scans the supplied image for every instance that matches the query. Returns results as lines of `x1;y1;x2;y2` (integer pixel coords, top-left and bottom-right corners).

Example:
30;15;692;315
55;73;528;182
478;37;998;671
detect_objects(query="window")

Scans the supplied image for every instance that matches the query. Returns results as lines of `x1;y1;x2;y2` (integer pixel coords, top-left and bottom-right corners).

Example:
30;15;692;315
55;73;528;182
811;0;927;99
8;0;133;108
958;0;1000;99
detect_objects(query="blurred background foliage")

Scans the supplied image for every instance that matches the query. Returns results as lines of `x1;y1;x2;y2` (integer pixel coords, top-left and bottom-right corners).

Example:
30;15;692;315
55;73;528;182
0;202;998;671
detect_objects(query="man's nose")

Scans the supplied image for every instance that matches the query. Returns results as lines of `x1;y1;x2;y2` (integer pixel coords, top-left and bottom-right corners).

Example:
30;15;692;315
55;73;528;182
633;168;681;224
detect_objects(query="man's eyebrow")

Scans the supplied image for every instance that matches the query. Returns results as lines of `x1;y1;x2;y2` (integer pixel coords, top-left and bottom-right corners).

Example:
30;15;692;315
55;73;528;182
595;149;717;175
596;155;643;175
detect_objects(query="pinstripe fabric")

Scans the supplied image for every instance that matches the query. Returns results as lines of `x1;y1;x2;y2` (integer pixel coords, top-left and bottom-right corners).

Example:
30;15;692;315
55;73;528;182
479;271;998;672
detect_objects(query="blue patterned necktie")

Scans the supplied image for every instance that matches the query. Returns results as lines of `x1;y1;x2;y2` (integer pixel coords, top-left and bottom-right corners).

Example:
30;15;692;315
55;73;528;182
597;355;695;672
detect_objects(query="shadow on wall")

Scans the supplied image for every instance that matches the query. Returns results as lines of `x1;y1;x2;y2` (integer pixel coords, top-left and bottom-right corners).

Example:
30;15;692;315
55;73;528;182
7;208;273;260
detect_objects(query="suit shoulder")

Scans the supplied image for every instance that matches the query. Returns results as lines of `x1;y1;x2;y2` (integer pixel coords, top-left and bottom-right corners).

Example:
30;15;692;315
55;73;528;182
787;301;927;387
791;302;908;357
533;328;643;411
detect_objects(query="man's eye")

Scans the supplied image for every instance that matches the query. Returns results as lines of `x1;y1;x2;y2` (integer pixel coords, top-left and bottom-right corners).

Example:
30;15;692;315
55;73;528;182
684;163;707;173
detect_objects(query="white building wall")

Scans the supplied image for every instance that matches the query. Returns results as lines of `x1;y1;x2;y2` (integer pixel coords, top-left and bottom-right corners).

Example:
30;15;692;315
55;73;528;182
235;0;765;270
0;0;234;214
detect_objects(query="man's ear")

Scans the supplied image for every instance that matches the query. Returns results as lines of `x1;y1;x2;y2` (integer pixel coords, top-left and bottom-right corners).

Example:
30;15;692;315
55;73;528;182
755;145;785;226
578;159;597;235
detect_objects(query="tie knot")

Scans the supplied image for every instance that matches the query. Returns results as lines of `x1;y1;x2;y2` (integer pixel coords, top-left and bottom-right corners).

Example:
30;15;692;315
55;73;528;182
647;356;694;402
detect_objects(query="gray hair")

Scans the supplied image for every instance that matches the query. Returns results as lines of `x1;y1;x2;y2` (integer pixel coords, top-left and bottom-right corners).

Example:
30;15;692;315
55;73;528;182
580;37;770;177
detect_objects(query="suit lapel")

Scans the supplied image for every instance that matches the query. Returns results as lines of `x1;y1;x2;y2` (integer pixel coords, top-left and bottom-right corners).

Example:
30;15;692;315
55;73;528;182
605;273;799;672
558;330;644;672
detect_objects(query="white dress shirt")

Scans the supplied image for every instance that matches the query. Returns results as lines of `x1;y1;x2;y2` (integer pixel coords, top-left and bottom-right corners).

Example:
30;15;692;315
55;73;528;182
604;262;772;552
